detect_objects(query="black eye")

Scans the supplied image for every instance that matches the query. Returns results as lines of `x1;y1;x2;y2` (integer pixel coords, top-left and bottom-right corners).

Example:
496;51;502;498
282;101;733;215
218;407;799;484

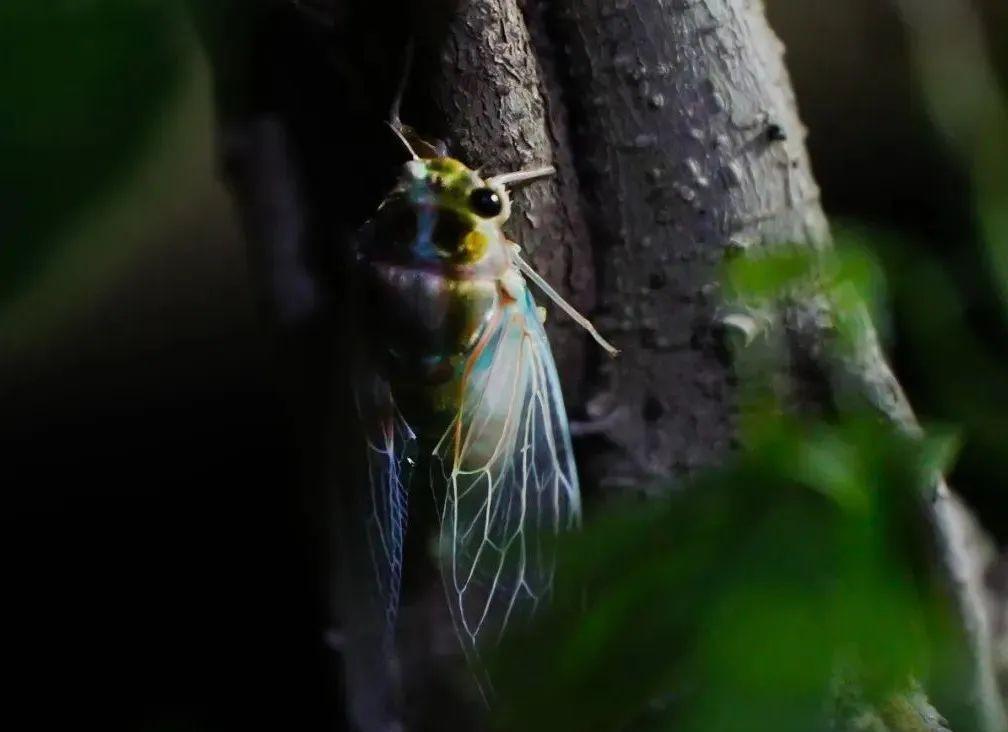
469;187;503;218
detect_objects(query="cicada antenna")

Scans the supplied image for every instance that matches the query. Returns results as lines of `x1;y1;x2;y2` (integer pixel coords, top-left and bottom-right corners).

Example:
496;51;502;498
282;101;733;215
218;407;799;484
387;38;420;160
390;37;413;130
486;166;556;189
386;121;420;161
386;38;450;160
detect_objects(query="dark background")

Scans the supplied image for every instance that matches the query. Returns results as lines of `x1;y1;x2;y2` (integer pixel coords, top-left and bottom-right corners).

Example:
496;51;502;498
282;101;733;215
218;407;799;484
3;1;1006;729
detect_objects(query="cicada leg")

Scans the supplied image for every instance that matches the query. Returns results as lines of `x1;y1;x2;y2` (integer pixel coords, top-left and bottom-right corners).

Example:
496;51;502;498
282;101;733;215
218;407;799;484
388;38;447;160
509;246;619;356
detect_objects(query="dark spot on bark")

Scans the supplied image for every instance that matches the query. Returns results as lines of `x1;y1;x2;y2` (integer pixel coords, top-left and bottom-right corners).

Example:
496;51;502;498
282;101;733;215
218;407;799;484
649;272;666;289
765;123;787;142
643;395;664;422
692;320;734;367
640;328;673;350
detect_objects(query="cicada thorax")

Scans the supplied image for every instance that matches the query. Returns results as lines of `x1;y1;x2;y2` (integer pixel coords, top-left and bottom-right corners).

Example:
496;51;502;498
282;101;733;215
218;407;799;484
358;158;514;439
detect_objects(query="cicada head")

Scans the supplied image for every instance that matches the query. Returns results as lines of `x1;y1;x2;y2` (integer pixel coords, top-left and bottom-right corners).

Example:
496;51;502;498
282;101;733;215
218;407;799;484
365;157;554;270
380;157;510;268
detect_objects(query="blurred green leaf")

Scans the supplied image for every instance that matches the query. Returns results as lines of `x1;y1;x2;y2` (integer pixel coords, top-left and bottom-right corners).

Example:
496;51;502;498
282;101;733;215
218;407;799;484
491;419;958;732
0;0;188;304
724;240;890;346
893;0;1008;319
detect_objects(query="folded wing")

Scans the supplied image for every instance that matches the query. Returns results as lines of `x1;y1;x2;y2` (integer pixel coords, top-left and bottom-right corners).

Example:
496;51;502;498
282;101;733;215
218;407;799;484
430;288;581;661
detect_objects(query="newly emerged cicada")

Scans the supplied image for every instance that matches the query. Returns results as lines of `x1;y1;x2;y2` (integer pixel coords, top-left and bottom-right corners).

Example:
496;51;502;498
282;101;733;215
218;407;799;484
352;122;617;670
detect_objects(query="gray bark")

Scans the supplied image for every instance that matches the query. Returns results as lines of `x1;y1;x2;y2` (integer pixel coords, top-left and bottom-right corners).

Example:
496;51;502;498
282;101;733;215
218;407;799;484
544;0;827;485
542;2;1001;724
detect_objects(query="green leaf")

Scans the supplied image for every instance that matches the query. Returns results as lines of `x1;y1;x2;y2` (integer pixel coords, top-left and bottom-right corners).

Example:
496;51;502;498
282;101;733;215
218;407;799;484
0;0;187;304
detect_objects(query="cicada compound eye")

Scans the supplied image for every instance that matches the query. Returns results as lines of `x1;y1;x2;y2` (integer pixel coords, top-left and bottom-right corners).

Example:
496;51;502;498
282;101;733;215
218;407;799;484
468;187;503;218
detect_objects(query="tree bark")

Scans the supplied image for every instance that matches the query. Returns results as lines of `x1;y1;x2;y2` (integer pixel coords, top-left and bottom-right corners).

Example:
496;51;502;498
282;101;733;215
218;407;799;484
542;0;827;486
195;0;1006;730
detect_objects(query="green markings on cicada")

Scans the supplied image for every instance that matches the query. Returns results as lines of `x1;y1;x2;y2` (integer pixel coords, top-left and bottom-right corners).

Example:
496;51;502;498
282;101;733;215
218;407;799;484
429;208;491;264
409;158;497;265
424;157;470;190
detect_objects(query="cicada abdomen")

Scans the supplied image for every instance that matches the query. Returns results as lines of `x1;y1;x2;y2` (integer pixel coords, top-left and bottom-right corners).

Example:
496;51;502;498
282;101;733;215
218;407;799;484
353;142;617;669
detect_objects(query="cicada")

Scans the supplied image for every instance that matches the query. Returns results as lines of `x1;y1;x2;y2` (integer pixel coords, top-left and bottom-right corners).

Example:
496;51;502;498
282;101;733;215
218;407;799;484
352;123;617;669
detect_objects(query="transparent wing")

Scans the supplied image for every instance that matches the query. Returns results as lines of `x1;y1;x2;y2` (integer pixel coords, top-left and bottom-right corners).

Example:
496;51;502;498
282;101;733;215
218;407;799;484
355;376;417;638
430;287;581;658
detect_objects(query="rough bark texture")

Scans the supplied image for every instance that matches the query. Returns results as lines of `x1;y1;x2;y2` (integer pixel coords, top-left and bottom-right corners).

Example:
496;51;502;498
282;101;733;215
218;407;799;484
195;0;1006;730
544;0;827;489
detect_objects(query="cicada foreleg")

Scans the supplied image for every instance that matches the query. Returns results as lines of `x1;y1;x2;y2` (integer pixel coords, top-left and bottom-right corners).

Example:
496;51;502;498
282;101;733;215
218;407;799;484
509;246;620;356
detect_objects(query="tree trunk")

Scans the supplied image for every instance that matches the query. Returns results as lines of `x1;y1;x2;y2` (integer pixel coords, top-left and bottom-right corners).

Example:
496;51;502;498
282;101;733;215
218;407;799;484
194;0;1006;730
